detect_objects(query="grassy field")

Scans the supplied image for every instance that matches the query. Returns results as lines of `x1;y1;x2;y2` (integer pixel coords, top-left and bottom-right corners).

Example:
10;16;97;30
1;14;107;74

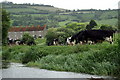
96;19;118;26
2;37;120;77
30;6;66;12
6;8;40;13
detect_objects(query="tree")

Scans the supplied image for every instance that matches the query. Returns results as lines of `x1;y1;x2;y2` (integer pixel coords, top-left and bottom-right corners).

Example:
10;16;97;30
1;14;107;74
86;20;97;30
45;28;58;45
57;27;75;44
45;27;75;45
66;23;86;32
2;9;10;45
86;24;91;30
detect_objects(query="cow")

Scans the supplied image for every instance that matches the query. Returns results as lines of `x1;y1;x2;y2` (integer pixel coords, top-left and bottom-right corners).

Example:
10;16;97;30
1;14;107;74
70;30;86;44
27;41;36;46
70;30;115;44
66;37;75;45
53;38;59;45
83;30;115;44
7;38;15;46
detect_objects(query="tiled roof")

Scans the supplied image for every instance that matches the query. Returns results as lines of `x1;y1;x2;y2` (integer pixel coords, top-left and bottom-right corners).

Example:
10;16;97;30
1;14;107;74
9;25;46;32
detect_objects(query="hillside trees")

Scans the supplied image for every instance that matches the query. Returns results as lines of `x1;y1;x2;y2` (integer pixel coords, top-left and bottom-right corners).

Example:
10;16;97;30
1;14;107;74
2;9;10;45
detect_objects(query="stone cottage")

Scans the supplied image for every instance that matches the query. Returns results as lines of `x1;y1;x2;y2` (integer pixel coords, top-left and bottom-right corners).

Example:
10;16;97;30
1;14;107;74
8;25;47;39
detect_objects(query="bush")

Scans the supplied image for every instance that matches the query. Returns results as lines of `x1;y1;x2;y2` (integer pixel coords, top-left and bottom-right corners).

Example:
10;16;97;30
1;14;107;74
22;33;35;45
2;49;11;61
2;45;30;62
22;46;49;63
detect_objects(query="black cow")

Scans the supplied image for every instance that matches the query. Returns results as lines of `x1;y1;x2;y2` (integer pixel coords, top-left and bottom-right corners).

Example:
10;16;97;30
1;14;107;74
7;38;15;45
70;30;115;44
27;41;36;46
70;30;85;44
18;40;25;45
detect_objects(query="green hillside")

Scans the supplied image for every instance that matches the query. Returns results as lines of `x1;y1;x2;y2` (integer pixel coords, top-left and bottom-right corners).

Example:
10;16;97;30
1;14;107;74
2;2;118;29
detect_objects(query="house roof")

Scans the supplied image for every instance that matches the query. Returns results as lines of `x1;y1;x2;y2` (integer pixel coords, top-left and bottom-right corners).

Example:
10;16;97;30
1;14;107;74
8;25;46;32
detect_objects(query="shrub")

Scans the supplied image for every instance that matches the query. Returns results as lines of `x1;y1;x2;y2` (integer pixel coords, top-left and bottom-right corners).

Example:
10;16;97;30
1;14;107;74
22;33;35;45
2;49;11;61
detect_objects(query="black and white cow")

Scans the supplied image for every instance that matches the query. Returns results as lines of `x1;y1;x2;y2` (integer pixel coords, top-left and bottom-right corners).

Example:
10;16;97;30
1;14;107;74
53;38;59;45
66;37;75;45
70;30;115;44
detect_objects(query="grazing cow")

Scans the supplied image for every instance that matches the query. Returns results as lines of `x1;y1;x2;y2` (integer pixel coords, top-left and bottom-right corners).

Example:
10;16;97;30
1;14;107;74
70;30;85;44
83;30;115;44
47;42;53;46
8;38;15;45
18;40;25;45
53;38;59;45
27;41;36;46
70;30;115;44
66;37;75;45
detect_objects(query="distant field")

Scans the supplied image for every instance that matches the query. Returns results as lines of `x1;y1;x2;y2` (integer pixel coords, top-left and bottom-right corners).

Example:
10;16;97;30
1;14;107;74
96;19;118;26
6;8;39;13
31;14;50;17
59;21;72;26
30;6;65;12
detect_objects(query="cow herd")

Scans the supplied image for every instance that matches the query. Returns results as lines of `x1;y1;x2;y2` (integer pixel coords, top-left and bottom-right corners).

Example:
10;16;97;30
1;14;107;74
7;30;116;46
7;38;36;46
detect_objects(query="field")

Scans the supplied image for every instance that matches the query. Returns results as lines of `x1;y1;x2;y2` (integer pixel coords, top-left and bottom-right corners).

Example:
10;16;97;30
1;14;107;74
2;36;120;77
96;19;118;26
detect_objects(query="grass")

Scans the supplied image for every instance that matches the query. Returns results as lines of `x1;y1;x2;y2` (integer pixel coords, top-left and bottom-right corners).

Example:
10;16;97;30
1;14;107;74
2;36;120;77
26;42;120;77
30;6;65;12
96;19;118;26
6;8;39;13
35;38;46;46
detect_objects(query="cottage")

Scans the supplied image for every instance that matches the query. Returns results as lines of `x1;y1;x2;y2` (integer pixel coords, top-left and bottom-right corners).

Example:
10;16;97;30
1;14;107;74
8;25;47;40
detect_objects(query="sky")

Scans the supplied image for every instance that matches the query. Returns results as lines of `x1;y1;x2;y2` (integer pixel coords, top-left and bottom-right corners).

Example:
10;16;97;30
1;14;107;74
1;0;120;10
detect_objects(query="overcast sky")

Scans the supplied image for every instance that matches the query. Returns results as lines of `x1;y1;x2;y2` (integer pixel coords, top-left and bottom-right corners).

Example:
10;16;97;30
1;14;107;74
1;0;120;10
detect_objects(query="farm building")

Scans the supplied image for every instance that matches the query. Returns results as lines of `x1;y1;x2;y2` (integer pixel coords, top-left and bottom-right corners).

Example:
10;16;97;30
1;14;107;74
8;25;47;39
